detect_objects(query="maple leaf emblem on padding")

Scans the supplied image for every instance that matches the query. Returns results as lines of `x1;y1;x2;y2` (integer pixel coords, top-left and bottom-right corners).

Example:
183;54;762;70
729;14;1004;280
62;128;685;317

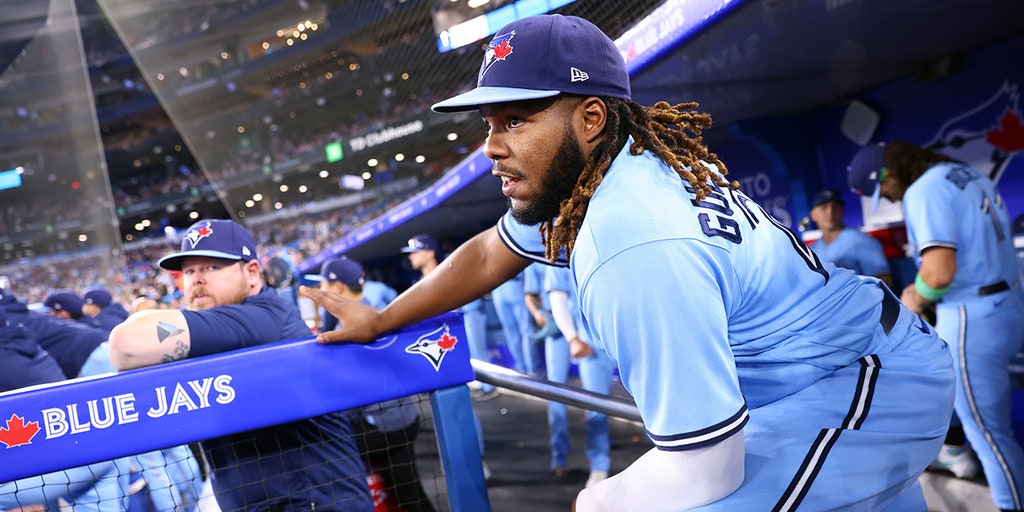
0;413;41;448
406;324;459;371
437;332;457;351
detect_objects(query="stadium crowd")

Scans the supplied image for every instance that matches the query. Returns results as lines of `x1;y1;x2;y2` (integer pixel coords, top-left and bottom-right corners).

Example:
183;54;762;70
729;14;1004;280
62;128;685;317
0;178;424;309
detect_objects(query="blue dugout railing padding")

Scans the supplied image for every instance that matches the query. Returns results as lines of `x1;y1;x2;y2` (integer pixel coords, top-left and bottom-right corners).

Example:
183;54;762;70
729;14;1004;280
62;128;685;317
296;0;750;275
0;311;490;511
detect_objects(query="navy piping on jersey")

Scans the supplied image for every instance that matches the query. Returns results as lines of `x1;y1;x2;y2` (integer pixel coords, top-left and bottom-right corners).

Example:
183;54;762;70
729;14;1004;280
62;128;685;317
496;216;568;266
772;354;881;512
918;240;957;253
646;406;749;452
958;304;1022;509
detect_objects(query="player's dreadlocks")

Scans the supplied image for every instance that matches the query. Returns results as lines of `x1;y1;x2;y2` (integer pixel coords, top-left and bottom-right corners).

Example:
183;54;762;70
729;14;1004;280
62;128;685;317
883;140;955;197
541;98;737;262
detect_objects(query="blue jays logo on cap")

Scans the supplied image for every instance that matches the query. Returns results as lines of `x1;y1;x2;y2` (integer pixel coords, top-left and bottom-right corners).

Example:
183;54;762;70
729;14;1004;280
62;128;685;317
432;15;630;113
480;30;515;81
158;219;258;271
185;222;214;248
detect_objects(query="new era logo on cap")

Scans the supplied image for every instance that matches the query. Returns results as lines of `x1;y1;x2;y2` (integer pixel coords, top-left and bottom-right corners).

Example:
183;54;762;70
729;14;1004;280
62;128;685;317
570;67;589;83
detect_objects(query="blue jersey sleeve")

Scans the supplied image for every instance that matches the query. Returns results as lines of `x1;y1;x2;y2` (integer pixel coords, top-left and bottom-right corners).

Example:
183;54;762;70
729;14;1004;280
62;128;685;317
577;239;747;450
185;288;312;357
496;212;568;266
903;168;959;255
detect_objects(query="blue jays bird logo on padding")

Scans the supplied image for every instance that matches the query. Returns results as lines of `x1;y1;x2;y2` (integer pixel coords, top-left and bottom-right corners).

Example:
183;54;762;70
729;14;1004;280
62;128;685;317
926;81;1024;185
479;30;515;81
405;323;459;371
184;222;213;248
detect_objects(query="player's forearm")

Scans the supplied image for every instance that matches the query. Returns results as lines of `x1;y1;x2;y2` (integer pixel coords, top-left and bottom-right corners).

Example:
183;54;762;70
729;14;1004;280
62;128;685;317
379;228;528;331
575;431;745;511
917;247;956;289
548;289;578;341
108;309;192;370
524;293;544;320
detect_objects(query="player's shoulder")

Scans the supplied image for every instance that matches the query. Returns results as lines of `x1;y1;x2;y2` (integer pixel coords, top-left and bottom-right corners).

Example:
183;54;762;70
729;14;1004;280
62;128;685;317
497;213;566;265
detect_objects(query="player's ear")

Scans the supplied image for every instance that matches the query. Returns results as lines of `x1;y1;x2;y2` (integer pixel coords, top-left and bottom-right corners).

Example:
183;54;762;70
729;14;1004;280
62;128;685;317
245;260;263;285
578;96;607;145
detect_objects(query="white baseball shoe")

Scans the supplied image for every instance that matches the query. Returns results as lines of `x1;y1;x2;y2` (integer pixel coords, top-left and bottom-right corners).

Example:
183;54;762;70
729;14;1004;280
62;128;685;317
929;444;981;480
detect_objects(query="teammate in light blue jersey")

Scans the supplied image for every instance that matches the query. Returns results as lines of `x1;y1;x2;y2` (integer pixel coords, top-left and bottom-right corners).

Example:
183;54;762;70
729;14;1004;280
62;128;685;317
850;141;1024;511
543;265;616;488
303;15;955;511
807;189;893;288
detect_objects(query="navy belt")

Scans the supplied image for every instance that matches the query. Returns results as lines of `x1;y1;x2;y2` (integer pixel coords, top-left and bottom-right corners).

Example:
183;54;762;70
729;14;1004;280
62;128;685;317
879;283;900;336
979;280;1009;297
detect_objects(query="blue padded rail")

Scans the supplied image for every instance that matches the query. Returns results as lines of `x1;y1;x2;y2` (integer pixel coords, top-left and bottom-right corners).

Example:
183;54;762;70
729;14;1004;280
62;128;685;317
0;312;474;483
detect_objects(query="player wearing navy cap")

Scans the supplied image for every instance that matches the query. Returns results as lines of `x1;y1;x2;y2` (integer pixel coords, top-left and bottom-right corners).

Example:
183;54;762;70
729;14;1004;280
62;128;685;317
807;189;893;288
303;14;954;510
110;219;372;511
43;290;98;326
308;256;435;511
306;257;367;333
403;233;497;399
849;141;1024;511
82;288;130;333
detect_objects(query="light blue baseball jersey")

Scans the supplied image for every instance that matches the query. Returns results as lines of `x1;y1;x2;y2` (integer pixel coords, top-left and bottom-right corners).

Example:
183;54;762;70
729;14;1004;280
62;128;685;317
809;228;890;277
499;142;904;448
543;265;580;324
902;161;1024;509
522;262;552;310
498;140;954;508
903;161;1020;301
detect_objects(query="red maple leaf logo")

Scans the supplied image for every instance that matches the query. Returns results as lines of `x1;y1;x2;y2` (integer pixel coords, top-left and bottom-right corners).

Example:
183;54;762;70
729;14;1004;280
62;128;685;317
0;413;41;448
986;110;1024;154
195;225;212;237
438;332;458;351
493;40;513;60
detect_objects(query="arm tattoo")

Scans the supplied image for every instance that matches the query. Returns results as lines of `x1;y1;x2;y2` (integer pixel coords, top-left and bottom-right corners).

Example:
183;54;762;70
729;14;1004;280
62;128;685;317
160;340;189;364
156;321;185;344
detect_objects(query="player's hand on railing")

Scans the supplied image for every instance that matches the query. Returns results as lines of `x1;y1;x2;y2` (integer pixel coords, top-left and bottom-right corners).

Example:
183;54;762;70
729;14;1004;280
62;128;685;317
299;286;381;344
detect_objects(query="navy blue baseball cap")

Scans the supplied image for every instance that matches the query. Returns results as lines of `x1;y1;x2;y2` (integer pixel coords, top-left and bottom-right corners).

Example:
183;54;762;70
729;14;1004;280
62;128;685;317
158;219;258;271
400;234;441;254
44;290;84;315
431;14;630;113
847;142;887;212
810;189;845;209
305;257;365;286
83;288;113;308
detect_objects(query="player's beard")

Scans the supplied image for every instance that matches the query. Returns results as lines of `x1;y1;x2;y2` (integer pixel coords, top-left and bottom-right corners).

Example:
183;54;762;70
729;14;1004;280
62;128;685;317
509;122;585;226
185;283;248;310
